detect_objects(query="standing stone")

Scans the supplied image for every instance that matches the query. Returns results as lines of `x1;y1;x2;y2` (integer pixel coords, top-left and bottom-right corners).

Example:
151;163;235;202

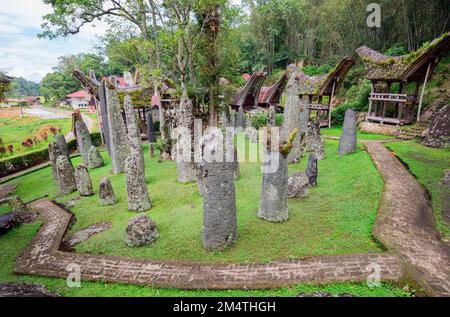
74;164;93;196
221;111;229;128
75;119;93;164
124;96;144;168
105;83;130;174
146;110;157;143
149;144;155;158
230;110;237;128
258;150;289;222
98;177;117;205
283;65;309;164
202;132;237;252
125;153;151;212
237;105;245;131
56;155;76;195
88;146;104;168
338;108;357;155
54;134;71;165
48;142;64;182
287;172;309;198
233;146;240;180
443;170;450;188
422;104;450;148
268;105;276;126
126;215;159;247
306;153;318;186
306;119;325;160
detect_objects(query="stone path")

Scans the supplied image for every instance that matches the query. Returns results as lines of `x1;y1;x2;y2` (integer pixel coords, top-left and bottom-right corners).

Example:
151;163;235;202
15;199;403;290
12;140;450;294
365;141;450;296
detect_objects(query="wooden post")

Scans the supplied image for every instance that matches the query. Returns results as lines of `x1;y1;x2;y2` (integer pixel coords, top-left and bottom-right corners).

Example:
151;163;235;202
328;79;336;127
381;82;391;120
417;61;432;123
366;82;374;122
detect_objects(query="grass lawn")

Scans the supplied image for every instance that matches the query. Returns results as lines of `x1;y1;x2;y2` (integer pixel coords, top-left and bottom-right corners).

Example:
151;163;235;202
322;126;391;140
385;141;450;240
0;112;72;158
0;137;414;296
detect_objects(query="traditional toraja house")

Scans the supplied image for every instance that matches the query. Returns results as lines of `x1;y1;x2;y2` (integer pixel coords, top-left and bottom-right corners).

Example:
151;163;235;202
356;32;450;126
231;72;267;111
258;72;288;110
73;69;175;151
296;56;355;127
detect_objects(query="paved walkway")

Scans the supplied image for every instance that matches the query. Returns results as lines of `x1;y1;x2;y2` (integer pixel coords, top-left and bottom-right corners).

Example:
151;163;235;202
12;141;450;294
365;141;450;296
15;199;403;289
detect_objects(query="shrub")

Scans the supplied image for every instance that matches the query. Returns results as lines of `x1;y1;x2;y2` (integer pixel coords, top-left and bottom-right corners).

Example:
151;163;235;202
331;79;371;124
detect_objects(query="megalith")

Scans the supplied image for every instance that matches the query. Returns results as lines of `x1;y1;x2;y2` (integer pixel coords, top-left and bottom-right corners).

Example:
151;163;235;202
98;177;117;205
124;96;144;168
125;152;151;212
287;172;309;198
56;155;76;195
88;145;104;168
74;164;94;196
146;110;157;143
126;215;159;247
338;108;357;155
48;142;64;182
306;152;318;186
237;105;245;131
54;134;71;164
201;131;237;251
306;119;325;160
105;83;130;174
75;119;93;164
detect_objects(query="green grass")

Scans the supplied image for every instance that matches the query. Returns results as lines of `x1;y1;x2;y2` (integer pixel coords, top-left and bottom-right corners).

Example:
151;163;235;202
385;141;450;240
0;222;410;297
0;115;72;157
322;126;391;140
7;139;384;263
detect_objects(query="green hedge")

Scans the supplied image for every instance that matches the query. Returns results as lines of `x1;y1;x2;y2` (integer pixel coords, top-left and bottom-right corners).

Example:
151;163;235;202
0;132;102;177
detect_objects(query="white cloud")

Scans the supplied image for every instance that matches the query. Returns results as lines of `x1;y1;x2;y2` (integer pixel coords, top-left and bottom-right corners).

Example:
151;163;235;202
0;0;108;82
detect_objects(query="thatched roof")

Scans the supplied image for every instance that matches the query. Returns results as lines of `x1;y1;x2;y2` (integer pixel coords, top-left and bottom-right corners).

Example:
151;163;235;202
356;32;450;81
0;73;14;84
231;71;267;109
259;72;288;105
296;56;355;95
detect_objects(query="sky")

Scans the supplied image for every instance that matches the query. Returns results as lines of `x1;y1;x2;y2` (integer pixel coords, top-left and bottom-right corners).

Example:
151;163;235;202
0;0;107;83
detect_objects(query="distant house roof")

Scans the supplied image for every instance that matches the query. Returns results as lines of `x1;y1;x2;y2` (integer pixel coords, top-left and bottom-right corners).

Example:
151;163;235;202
231;72;267;110
243;73;251;81
258;72;288;105
25;96;39;103
101;76;127;87
356;32;450;81
296;56;355;95
0;73;14;84
67;90;89;99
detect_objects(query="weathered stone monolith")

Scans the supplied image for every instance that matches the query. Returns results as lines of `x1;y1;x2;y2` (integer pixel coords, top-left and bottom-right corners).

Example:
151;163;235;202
338;108;357;155
48;142;64;182
283;65;309;164
75;119;93;164
88;145;104;168
56;155;76;195
221;111;229;128
146;110;157;143
306;119;325;160
126;215;159;247
124;96;144;168
230;110;237;128
306;153;318;186
149;144;155;158
237;105;245;131
74;164;93;196
258;128;297;222
443;170;450;188
55;134;71;164
201;131;237;251
125;153;151;212
98;177;117;205
287;172;309;198
268;105;276;126
105;83;130;174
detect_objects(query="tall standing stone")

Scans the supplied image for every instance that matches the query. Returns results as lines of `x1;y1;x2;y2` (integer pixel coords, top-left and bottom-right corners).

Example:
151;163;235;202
230;110;237;128
283;65;309;164
98;177;117;205
88;145;104;168
237;105;245;131
105;83;130;174
202;132;237;251
48;142;63;182
146;110;157;143
55;134;71;164
338;109;357;155
221;111;229;128
75;119;93;164
74;164;94;196
125;153;151;212
268;105;276;126
124;96;144;167
306;153;318;186
56;155;76;195
258;128;298;222
306;119;325;160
